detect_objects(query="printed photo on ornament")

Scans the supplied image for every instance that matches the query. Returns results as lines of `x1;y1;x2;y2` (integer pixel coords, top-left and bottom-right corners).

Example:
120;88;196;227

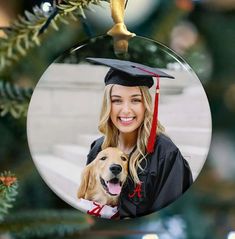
27;36;212;219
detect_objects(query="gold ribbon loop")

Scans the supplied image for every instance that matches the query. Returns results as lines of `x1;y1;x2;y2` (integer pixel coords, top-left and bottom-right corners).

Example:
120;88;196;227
107;0;135;54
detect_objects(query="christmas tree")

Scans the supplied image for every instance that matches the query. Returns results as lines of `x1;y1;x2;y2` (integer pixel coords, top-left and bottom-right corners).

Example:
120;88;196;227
1;0;235;238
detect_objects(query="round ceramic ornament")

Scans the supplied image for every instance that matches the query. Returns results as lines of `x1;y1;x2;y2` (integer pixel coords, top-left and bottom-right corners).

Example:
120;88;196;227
27;34;212;219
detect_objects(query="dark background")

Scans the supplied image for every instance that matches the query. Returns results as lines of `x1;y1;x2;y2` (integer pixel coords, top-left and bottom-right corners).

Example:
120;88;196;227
0;0;235;238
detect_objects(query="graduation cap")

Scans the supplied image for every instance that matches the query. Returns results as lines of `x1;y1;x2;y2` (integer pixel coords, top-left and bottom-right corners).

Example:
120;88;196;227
86;57;175;154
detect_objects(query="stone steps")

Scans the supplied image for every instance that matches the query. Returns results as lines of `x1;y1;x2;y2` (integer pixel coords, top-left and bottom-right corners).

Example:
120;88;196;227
166;126;211;148
34;154;82;208
177;144;208;180
76;134;102;148
32;131;209;209
53;145;88;166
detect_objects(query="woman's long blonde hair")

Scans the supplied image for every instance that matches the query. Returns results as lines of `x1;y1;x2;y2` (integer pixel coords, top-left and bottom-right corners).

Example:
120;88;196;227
98;84;165;184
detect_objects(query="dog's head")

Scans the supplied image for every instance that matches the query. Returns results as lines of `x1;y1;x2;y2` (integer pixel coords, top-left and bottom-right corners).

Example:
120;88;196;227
78;147;128;204
96;147;128;197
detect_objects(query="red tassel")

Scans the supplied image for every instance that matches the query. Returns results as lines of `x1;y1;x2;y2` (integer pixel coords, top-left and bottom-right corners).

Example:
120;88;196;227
147;76;159;153
135;66;160;154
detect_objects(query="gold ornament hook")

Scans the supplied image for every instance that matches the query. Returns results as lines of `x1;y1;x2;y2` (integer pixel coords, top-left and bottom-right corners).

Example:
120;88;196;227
107;0;136;54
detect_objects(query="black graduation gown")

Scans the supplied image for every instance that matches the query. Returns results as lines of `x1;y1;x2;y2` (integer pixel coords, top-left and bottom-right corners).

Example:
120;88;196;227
86;133;193;218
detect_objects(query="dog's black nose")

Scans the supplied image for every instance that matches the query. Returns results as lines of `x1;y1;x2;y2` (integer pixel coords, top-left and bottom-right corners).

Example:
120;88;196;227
110;164;122;175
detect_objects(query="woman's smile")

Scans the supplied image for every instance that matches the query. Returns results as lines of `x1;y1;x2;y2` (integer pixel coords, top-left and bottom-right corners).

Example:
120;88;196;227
110;85;145;135
118;116;136;126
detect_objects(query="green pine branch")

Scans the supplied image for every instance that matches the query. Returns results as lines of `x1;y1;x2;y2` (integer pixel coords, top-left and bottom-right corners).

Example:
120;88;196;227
0;210;94;238
0;0;107;71
0;99;29;118
0;0;109;118
0;80;33;101
0;171;18;222
0;80;32;118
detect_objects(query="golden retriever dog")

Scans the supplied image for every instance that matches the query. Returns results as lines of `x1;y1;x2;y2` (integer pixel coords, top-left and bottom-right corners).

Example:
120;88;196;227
77;147;128;207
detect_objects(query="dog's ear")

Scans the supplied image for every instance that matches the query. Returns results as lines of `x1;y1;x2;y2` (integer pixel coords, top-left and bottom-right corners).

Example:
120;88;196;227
77;164;94;199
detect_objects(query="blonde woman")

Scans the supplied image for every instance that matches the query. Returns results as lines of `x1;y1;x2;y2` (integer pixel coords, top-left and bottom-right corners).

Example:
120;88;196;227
86;58;193;218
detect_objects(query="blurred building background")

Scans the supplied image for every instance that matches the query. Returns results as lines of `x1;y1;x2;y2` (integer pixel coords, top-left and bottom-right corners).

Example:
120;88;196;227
0;0;235;238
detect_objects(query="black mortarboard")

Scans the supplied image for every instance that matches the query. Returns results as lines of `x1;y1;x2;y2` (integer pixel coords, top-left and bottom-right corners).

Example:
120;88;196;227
86;57;175;154
86;58;174;88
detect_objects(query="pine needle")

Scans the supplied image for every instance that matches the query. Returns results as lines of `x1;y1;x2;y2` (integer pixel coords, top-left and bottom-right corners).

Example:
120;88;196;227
0;0;107;71
0;210;94;238
0;171;18;222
